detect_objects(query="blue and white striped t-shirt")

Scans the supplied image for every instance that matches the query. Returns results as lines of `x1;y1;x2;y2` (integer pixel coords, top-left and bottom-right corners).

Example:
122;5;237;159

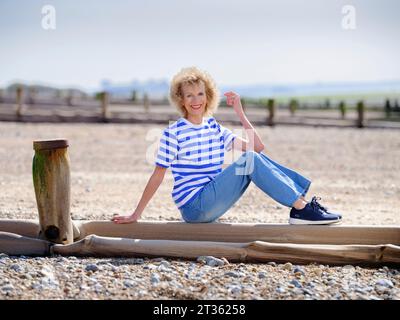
155;117;237;208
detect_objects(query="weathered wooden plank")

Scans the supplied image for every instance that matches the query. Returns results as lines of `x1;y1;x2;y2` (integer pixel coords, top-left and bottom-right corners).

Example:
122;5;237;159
0;232;51;256
1;219;397;245
75;220;400;245
0;219;40;238
52;234;400;265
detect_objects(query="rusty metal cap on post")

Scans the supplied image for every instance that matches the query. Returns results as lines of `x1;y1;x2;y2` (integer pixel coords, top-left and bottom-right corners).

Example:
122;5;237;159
33;139;69;151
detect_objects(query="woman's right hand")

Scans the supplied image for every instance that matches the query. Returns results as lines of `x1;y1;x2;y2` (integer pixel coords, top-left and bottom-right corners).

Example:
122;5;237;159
111;211;141;224
224;91;244;115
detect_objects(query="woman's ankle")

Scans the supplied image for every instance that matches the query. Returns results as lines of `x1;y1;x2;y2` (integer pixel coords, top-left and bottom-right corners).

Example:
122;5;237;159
293;198;308;210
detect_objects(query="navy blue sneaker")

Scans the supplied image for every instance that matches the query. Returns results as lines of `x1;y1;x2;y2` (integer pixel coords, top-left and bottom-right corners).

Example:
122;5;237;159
289;196;342;225
308;196;342;219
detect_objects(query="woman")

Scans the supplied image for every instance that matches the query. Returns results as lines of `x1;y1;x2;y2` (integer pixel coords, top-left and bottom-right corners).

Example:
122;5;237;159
112;66;342;225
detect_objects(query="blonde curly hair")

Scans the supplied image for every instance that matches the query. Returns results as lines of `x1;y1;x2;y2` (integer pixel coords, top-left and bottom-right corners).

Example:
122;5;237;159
169;66;220;118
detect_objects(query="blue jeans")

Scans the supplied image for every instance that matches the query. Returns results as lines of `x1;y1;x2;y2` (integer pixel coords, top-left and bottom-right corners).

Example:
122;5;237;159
179;151;311;223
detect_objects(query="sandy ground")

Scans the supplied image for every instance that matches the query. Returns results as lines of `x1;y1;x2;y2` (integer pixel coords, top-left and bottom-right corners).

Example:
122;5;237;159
0;121;399;300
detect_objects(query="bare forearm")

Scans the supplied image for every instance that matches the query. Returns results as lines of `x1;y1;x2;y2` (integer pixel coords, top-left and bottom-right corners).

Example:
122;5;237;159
236;109;265;152
134;173;163;216
112;167;166;224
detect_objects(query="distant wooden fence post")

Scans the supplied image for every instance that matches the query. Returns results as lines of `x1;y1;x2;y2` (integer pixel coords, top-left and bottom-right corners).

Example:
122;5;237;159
143;93;149;114
16;85;23;119
289;99;298;116
101;91;109;121
385;99;391;118
131;90;137;103
32;139;73;244
394;100;400;112
356;100;365;128
339;101;346;119
267;99;275;126
67;89;74;107
0;88;3;103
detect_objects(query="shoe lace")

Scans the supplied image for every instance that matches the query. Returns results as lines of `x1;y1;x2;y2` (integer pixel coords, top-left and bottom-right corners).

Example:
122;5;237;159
310;196;328;212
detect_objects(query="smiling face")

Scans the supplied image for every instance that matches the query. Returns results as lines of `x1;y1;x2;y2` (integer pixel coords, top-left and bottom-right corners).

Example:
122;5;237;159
180;81;207;119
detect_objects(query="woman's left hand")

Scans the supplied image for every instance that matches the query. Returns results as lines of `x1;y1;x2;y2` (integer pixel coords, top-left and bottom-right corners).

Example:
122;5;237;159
224;91;243;113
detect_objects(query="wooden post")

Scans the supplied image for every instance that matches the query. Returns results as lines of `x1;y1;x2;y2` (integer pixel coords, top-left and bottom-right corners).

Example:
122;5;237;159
356;100;365;128
131;90;137;103
385;99;391;118
0;88;4;103
66;89;74;107
289;99;298;116
32;139;73;244
101;91;109;121
339;101;346;119
16;85;23;119
143;93;149;114
267;99;275;126
394;100;400;112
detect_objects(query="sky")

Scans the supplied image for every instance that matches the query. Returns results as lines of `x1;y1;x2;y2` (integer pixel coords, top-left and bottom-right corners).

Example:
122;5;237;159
0;0;399;91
